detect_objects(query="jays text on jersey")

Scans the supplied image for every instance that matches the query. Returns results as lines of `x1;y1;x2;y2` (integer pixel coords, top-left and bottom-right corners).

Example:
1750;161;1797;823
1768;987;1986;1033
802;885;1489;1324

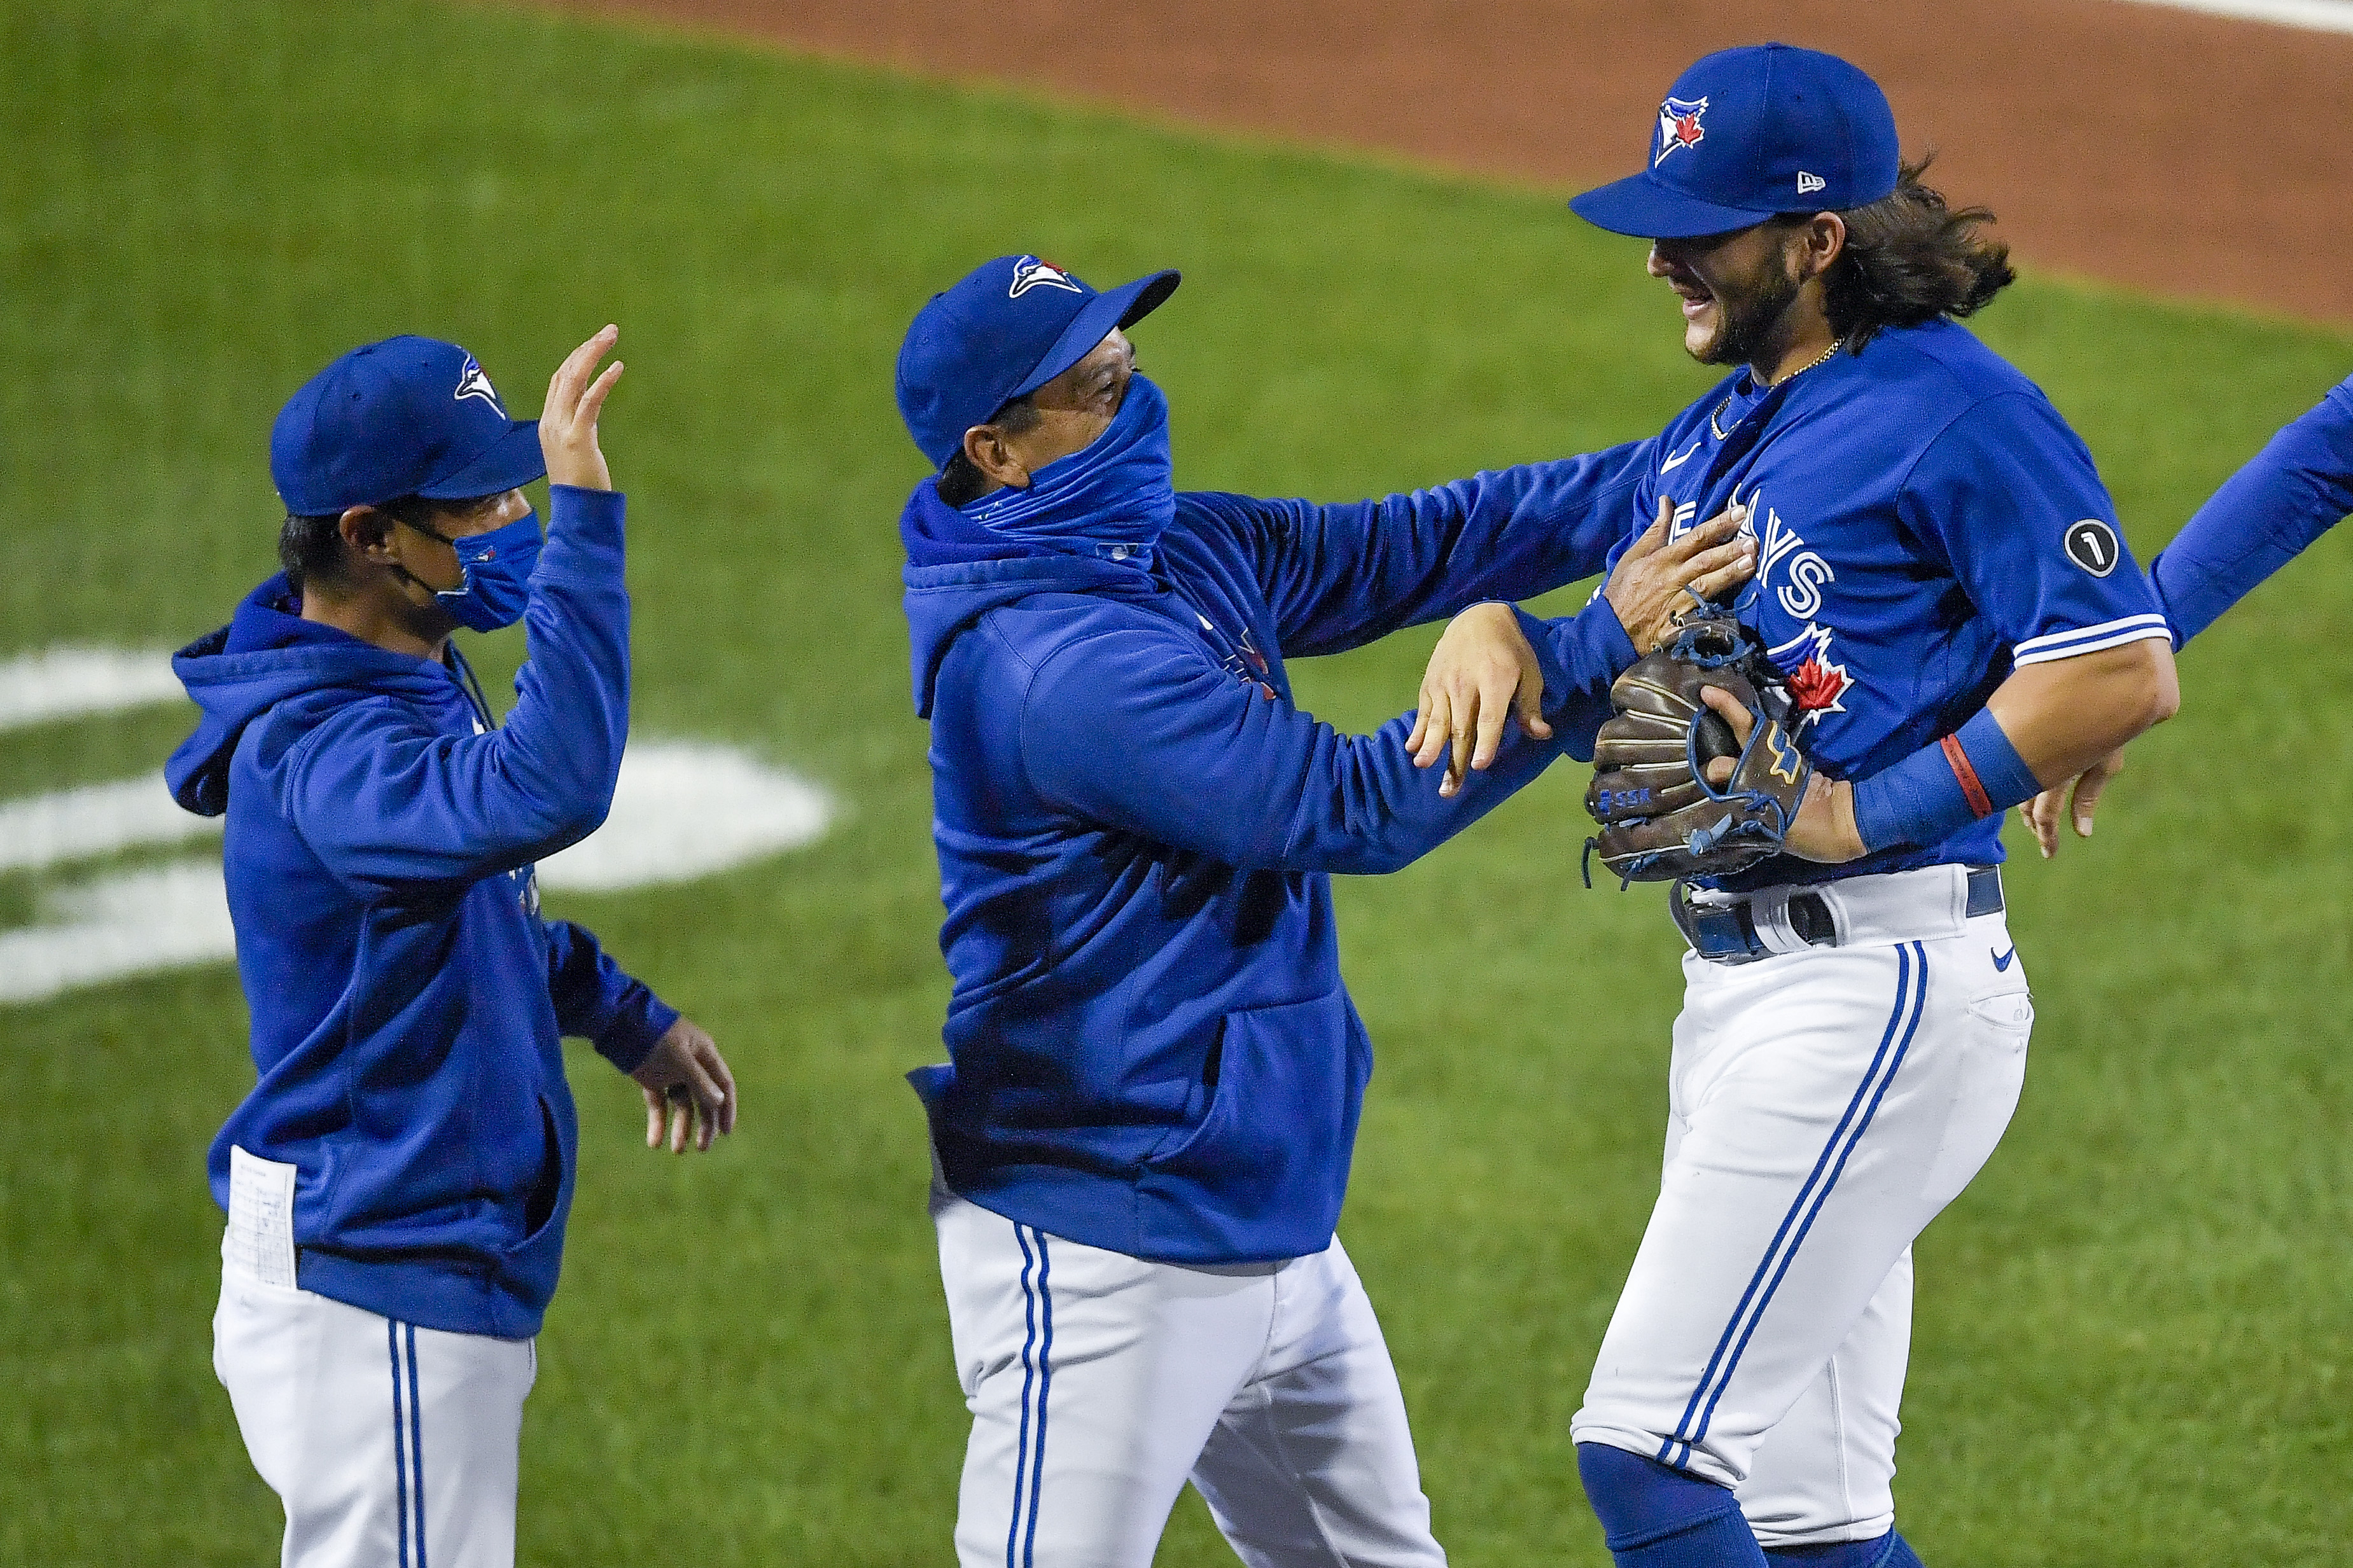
900;453;1649;1265
1542;317;2170;887
167;486;676;1340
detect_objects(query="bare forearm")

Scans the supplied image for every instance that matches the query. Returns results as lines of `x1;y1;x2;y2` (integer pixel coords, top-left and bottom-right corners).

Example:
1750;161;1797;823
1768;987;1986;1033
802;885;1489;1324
1986;638;2179;787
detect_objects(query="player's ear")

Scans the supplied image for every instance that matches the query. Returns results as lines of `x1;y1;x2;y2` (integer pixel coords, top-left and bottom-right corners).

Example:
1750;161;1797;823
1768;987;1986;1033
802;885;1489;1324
1796;212;1848;281
963;423;1031;492
339;504;396;562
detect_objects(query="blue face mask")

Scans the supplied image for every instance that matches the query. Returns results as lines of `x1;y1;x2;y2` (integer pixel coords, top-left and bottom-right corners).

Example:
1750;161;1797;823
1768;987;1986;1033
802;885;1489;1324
417;511;541;632
964;373;1176;559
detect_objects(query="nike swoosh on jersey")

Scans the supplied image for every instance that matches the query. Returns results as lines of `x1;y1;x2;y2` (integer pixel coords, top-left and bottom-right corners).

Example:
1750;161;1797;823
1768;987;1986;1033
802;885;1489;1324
1992;945;2016;971
1659;439;1704;473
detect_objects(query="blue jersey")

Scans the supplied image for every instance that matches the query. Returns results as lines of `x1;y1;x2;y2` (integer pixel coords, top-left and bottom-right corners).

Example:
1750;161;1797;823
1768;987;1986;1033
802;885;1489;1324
1568;318;2170;887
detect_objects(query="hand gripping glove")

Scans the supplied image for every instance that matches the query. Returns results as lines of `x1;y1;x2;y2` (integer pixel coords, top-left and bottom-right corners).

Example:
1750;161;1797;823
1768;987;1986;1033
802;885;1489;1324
1582;612;1813;884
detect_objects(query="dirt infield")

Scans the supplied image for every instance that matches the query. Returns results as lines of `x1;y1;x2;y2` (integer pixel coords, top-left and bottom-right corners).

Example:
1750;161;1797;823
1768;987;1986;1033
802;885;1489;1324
541;0;2353;330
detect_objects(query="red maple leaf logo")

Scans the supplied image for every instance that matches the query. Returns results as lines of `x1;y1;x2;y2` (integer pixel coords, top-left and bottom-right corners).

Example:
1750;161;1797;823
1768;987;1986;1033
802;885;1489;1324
1787;655;1851;714
1670;113;1704;149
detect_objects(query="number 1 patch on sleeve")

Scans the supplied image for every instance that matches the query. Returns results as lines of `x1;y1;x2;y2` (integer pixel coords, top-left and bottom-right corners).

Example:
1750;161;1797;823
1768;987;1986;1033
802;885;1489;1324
2064;518;2121;577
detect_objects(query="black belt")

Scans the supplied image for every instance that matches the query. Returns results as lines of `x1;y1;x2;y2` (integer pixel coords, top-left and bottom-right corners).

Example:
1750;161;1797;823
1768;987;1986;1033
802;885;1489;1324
1672;866;2004;965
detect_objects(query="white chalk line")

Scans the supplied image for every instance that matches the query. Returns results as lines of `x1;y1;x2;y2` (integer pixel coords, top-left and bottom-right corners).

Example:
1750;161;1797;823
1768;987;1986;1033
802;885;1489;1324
0;646;188;733
0;643;835;1006
2113;0;2353;34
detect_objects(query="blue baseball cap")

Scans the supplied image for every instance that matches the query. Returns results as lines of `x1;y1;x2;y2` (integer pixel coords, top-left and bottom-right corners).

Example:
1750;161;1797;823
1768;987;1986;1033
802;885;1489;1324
270;335;546;516
895;255;1180;468
1570;45;1901;240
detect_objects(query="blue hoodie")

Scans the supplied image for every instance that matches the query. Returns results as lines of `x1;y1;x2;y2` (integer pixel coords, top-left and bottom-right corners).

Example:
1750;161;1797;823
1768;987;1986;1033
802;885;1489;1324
165;486;676;1339
904;453;1649;1264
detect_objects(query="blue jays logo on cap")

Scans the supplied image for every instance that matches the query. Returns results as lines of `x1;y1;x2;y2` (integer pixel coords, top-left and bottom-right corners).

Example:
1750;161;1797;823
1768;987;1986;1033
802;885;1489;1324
1655;97;1708;167
895;254;1180;468
453;354;503;412
270;336;545;517
1008;256;1085;299
1572;45;1901;240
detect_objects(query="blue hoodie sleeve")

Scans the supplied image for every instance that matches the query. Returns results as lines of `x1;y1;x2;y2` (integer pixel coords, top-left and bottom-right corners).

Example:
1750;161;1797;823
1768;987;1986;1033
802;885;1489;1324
1018;627;1574;875
2149;373;2353;646
543;917;679;1074
1215;441;1654;658
279;485;631;891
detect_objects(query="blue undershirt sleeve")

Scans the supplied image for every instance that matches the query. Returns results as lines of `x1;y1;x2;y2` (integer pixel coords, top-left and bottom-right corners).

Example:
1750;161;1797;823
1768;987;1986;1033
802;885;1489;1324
2149;373;2353;645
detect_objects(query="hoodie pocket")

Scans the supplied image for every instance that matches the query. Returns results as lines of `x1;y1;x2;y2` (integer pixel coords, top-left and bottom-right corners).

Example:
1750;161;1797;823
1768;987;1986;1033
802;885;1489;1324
510;1094;567;1252
1142;992;1367;1214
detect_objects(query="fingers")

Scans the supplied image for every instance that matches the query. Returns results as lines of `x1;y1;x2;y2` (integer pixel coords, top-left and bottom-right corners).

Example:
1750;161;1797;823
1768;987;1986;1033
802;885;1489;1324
1512;669;1553;742
1413;688;1451;770
702;1043;739;1137
1659;501;1749;562
2020;788;2063;859
1444;691;1477;798
2069;749;2121;839
574;357;625;429
1620;499;1672;562
548;324;620;416
642;1084;665;1149
1682;537;1758;602
1697;683;1754;746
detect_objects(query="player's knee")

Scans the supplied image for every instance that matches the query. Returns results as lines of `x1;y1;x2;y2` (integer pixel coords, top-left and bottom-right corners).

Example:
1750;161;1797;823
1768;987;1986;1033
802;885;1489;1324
1576;1442;1763;1565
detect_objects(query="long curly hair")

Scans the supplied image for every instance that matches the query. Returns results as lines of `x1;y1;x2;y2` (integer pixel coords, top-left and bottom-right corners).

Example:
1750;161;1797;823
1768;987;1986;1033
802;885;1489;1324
1822;156;2016;351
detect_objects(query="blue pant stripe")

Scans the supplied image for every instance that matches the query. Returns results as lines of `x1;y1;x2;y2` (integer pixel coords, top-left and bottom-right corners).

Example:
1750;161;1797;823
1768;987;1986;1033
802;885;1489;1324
1006;1224;1040;1568
389;1321;410;1568
1662;943;1919;1466
1687;942;1931;1452
1023;1231;1054;1568
407;1324;428;1568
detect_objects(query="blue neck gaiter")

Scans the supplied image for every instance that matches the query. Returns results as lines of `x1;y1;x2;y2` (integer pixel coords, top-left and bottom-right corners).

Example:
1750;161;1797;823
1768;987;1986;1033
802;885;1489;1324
963;373;1175;563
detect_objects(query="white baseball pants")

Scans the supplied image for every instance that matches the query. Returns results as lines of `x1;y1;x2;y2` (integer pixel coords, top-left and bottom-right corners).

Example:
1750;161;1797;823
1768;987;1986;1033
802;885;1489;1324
1572;868;2033;1550
213;1203;535;1568
933;1186;1446;1567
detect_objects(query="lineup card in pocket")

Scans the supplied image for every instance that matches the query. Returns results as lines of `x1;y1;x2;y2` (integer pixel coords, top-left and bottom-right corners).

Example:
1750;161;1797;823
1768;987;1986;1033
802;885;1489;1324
226;1145;298;1288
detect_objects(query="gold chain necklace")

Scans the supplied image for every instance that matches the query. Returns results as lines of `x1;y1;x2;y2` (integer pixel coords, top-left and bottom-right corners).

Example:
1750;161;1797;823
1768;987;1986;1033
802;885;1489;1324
1773;336;1845;386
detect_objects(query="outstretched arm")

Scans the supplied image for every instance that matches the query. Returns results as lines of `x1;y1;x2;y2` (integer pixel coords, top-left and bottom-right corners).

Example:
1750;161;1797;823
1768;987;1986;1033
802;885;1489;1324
2027;371;2352;853
1020;627;1567;877
1224;440;1654;657
1408;499;1757;794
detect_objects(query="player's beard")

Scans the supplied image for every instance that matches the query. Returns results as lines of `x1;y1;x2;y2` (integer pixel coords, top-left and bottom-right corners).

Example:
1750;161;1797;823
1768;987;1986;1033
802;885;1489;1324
1694;256;1804;369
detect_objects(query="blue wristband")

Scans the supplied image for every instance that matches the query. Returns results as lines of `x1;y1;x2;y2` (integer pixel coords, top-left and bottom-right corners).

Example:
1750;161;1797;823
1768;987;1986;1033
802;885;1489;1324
1851;708;2041;854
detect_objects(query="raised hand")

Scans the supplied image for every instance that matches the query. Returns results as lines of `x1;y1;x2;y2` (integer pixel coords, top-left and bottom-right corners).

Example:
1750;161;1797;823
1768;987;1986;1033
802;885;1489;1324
540;325;624;492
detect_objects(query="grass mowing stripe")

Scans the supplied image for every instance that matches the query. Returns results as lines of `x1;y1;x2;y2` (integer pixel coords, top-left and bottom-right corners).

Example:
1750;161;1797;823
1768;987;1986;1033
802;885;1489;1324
2;1;2349;1563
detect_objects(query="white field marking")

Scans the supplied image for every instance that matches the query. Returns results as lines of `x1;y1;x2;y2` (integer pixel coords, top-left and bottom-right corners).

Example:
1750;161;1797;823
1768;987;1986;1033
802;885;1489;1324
0;776;220;873
0;646;186;732
0;742;832;1007
2114;0;2353;32
537;742;833;892
0;862;235;1004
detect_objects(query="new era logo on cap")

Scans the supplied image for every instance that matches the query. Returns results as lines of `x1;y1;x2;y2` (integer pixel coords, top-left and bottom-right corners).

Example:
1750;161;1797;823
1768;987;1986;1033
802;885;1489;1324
1798;170;1827;196
1008;256;1084;299
1655;97;1708;167
454;354;503;412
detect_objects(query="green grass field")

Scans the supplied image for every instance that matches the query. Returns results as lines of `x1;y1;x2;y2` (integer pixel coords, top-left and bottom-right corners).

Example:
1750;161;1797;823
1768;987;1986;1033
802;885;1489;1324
3;1;2350;1562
